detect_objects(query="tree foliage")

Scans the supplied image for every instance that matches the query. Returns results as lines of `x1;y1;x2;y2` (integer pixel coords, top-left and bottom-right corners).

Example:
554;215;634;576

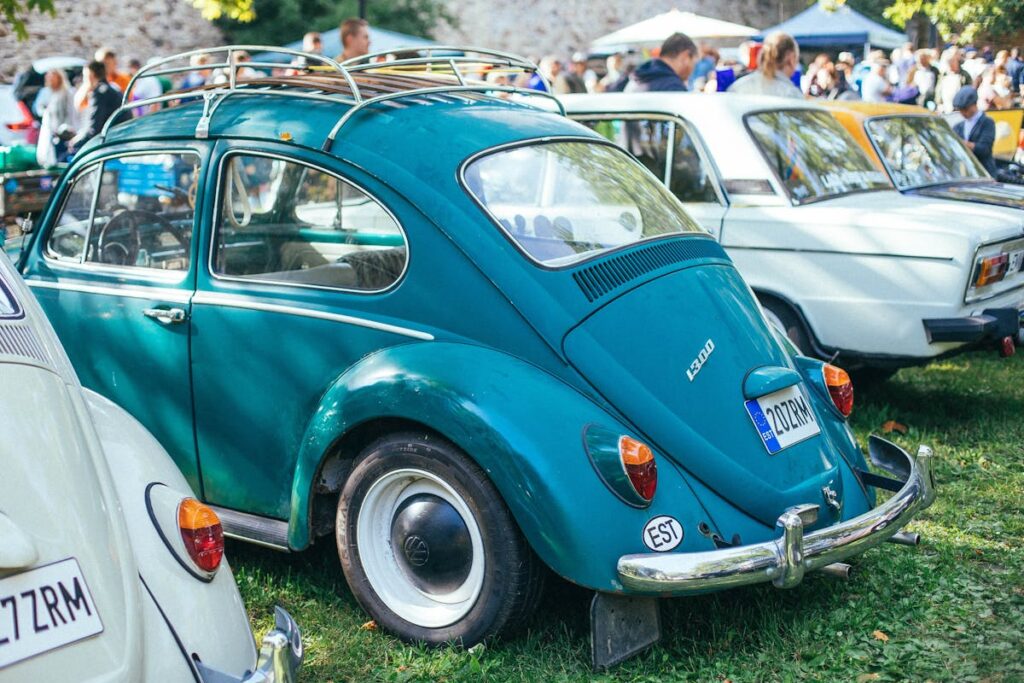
1;0;54;39
215;0;454;46
821;0;1024;43
882;0;1024;42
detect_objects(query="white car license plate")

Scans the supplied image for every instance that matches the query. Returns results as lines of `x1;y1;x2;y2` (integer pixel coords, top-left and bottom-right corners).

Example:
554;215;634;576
744;384;821;455
1008;249;1024;274
0;558;103;670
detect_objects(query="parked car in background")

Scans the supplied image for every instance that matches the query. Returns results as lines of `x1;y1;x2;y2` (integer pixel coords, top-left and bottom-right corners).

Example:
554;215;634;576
9;46;937;668
823;101;1024;210
564;93;1024;376
0;250;301;681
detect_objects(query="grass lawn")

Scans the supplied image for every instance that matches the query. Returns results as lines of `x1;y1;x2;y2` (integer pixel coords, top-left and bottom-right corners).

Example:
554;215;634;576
231;351;1024;682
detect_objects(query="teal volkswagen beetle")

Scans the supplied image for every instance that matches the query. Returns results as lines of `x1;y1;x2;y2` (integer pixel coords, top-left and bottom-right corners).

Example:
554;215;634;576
9;47;936;667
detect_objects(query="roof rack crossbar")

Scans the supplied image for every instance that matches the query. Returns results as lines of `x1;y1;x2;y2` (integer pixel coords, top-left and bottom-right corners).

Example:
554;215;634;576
121;45;361;109
96;44;562;145
322;85;566;153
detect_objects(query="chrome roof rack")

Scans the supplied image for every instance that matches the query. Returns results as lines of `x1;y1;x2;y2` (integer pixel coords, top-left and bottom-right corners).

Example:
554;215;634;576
97;44;565;150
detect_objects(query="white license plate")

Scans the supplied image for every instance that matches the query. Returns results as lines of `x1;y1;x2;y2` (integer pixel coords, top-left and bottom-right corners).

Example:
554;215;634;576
744;384;821;455
1009;249;1024;274
0;558;103;670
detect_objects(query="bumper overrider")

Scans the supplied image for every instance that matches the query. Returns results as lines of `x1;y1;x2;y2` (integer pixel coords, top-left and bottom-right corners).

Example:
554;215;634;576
617;436;936;594
197;606;303;683
923;307;1023;346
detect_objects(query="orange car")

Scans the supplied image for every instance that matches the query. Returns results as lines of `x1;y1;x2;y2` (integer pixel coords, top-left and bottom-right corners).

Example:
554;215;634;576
822;100;1024;209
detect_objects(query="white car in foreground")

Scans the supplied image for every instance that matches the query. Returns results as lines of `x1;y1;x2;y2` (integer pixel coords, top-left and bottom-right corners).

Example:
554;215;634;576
0;250;301;681
562;93;1024;374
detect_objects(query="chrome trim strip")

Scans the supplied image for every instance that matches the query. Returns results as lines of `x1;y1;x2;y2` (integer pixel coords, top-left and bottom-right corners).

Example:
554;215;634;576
26;279;193;304
210;506;291;551
207;148;410;297
192;292;434;340
617;436;935;594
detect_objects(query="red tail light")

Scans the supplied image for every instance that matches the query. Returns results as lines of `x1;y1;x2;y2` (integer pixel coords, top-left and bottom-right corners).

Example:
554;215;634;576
975;254;1009;287
178;498;224;573
619;436;657;501
823;364;854;417
5;101;35;131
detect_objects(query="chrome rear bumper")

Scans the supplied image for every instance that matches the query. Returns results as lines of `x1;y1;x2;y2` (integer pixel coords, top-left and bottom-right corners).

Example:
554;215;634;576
197;606;303;683
617;436;936;594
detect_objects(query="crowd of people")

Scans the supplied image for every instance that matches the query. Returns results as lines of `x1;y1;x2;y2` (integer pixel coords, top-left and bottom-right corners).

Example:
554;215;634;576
18;17;1024;177
25;18;374;166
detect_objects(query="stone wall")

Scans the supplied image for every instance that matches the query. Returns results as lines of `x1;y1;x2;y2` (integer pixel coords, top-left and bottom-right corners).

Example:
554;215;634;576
0;0;224;82
434;0;806;59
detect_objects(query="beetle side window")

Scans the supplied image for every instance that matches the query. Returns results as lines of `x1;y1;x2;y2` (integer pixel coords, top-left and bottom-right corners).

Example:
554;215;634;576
213;154;407;292
46;166;99;262
582;118;719;204
84;154;198;271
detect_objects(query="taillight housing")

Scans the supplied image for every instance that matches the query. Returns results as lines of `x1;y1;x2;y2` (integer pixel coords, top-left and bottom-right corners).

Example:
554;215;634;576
823;364;854;418
974;253;1009;287
619;435;657;502
178;498;224;574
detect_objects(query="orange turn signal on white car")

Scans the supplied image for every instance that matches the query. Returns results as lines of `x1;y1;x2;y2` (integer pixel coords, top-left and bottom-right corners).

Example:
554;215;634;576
178;498;224;574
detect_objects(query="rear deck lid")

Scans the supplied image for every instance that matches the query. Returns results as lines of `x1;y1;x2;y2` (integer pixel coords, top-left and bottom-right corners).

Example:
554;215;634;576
564;257;844;527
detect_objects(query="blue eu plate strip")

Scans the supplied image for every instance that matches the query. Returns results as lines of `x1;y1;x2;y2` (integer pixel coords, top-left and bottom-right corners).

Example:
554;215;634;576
745;398;781;454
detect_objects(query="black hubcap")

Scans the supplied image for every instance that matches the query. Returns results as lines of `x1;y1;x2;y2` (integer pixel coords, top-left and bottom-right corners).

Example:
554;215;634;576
390;493;473;595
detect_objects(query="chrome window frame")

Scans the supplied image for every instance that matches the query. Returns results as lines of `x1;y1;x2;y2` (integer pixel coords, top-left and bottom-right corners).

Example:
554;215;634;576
458;135;705;272
41;147;204;285
208;148;409;295
742;108;891;207
569;111;730;207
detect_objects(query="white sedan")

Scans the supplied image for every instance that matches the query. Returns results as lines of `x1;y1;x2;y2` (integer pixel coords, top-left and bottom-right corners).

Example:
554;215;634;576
562;93;1024;374
0;250;301;680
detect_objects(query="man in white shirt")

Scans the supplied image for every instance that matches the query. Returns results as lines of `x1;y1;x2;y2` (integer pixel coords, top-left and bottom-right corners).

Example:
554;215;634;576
861;61;893;102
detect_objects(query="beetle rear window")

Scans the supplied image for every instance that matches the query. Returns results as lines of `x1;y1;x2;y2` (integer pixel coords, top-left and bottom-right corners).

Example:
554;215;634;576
0;276;20;318
464;141;703;267
746;110;889;204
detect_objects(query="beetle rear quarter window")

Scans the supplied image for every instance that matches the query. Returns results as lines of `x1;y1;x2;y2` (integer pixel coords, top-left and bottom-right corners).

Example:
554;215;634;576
213;155;407;292
746;110;889;204
464;141;703;267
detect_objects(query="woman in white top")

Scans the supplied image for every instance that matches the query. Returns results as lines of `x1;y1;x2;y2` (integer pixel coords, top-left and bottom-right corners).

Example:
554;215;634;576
36;69;77;167
727;32;803;99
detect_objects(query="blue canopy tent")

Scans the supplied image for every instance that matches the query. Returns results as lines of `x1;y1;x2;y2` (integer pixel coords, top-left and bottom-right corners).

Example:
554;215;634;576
255;26;438;63
757;1;908;59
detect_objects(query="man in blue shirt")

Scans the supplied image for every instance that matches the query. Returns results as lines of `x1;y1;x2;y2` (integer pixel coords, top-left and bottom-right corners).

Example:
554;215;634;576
1007;47;1024;94
625;33;697;93
952;86;998;176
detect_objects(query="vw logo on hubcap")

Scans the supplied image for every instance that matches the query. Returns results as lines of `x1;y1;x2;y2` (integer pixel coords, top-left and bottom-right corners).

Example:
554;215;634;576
403;535;430;567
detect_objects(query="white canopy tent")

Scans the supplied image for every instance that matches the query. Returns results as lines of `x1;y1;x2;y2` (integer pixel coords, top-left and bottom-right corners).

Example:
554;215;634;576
590;9;758;52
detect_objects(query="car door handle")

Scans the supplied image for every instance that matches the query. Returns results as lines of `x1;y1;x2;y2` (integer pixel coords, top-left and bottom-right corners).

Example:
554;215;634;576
143;307;188;325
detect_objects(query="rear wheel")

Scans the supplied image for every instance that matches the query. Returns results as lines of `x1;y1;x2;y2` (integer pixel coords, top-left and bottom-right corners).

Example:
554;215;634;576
336;432;543;646
760;296;812;356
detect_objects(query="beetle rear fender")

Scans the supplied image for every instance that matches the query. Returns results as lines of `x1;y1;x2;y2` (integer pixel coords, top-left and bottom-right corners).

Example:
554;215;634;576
289;342;724;592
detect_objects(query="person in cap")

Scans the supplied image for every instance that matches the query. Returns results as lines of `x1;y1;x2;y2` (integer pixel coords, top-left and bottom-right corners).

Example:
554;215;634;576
952;85;998;175
625;32;698;93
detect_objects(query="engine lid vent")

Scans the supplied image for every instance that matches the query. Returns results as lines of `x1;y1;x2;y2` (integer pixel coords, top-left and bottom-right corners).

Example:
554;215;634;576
573;237;728;302
0;322;53;368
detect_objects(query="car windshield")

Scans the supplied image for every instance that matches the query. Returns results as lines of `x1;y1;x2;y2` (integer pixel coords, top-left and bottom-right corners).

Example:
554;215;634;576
865;115;989;189
464;140;703;267
746;109;890;204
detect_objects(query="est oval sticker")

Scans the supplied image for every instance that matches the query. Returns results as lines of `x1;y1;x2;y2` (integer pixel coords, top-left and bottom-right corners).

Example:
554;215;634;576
642;515;684;552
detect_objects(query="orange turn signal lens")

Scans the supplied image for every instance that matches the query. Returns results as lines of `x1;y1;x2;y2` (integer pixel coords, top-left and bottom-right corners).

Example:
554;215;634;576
178;498;224;574
823;364;854;417
619;436;657;501
975;254;1009;287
